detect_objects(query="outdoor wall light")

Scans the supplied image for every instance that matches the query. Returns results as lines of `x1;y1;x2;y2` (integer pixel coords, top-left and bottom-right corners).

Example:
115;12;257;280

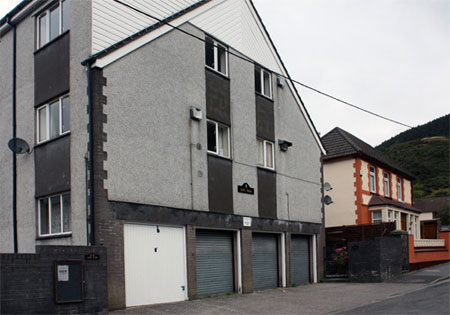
278;139;293;152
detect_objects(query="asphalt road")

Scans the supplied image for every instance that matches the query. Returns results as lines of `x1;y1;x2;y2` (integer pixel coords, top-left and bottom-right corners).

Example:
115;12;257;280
112;262;450;314
340;280;450;314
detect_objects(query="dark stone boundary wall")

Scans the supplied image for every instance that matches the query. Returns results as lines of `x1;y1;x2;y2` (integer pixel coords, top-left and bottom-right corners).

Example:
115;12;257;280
1;246;107;314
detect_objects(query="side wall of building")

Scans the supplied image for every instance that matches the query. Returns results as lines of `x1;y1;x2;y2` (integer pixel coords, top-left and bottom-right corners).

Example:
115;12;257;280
324;158;356;227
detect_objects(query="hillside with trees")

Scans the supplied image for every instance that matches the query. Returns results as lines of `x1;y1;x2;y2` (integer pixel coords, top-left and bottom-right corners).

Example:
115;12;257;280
376;114;449;201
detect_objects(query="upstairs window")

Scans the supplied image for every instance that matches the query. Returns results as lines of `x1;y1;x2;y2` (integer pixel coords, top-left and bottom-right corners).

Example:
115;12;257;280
37;95;70;143
372;210;382;224
255;66;272;98
384;172;390;197
397;177;402;201
205;36;228;76
37;0;70;49
257;139;274;170
207;120;230;158
369;166;376;193
38;192;71;236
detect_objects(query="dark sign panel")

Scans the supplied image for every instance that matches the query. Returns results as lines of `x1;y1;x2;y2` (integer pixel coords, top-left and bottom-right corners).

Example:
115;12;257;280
238;183;254;195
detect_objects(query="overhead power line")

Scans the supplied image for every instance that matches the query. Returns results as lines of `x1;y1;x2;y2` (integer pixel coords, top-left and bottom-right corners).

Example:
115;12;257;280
110;0;413;129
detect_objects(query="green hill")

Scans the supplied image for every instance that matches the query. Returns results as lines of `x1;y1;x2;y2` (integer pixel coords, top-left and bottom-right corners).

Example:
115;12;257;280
376;114;449;200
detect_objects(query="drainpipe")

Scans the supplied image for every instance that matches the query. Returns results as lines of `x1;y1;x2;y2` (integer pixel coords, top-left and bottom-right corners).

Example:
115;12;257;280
7;17;18;253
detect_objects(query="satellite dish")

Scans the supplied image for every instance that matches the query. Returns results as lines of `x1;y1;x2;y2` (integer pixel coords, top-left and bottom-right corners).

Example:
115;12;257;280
324;195;333;205
324;182;332;191
8;138;30;154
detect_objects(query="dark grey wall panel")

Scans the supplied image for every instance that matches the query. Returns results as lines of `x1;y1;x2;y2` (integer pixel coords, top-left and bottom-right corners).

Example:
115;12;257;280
255;94;274;141
114;201;321;233
205;69;230;125
208;155;233;214
34;32;70;106
290;235;310;285
196;230;234;297
252;233;278;290
35;135;70;197
257;168;277;219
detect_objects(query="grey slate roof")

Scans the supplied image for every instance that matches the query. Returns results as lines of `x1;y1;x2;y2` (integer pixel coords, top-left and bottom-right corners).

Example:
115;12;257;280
321;127;414;179
414;197;449;214
369;195;422;213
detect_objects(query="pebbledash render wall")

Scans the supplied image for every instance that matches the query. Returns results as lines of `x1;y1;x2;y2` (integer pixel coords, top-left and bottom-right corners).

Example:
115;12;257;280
102;22;322;223
0;0;91;253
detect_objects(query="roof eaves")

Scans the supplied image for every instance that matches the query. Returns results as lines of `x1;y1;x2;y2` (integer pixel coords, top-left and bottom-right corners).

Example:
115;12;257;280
0;0;32;27
82;0;209;66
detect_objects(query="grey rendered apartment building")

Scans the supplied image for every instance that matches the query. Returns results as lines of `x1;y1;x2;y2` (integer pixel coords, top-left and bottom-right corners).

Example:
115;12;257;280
1;0;325;310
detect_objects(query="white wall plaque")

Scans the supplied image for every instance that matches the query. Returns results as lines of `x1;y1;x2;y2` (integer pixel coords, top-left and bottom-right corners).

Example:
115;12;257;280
243;217;252;227
57;265;69;282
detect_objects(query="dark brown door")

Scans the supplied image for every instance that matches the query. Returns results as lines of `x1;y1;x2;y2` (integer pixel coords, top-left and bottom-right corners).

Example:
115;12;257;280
401;213;407;231
422;222;437;239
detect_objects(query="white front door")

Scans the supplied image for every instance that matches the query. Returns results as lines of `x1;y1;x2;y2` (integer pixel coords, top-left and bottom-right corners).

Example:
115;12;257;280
124;224;187;307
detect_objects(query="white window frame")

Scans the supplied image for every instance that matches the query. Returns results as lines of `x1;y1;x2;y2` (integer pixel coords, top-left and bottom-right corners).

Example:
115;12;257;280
384;172;390;197
372;210;382;224
36;0;69;49
255;66;272;99
388;210;392;222
369;166;376;193
38;192;71;237
397;177;402;201
205;36;228;76
394;211;399;229
36;95;70;144
207;119;231;158
257;138;275;170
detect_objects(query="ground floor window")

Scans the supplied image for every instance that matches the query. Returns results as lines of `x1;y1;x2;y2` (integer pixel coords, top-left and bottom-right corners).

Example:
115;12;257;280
372;210;382;224
38;192;71;236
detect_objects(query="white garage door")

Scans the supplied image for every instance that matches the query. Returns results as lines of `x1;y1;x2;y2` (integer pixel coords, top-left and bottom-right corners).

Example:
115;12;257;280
124;224;187;307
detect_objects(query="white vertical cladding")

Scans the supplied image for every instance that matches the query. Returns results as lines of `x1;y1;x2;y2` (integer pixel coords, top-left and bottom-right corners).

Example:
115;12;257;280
190;0;282;74
91;0;200;53
236;230;242;293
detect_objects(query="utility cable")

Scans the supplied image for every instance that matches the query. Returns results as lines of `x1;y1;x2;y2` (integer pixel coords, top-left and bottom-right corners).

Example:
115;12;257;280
110;0;413;129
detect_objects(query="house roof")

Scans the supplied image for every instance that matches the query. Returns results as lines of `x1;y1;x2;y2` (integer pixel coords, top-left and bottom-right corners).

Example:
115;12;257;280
321;127;414;179
0;0;32;27
414;197;449;213
368;195;422;213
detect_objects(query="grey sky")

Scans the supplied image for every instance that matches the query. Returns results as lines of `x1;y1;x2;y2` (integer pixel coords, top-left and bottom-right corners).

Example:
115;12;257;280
1;0;448;146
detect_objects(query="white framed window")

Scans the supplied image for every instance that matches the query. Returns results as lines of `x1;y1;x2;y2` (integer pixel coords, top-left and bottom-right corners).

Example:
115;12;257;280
38;192;71;236
205;36;228;76
388;210;392;222
397;177;402;201
37;0;70;49
369;165;376;193
36;95;70;143
255;66;272;98
257;138;275;170
394;211;398;228
372;210;382;224
384;172;390;197
414;216;418;239
207;120;230;158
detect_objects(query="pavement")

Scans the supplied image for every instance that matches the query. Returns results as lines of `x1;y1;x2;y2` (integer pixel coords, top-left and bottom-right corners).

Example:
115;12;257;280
112;262;450;314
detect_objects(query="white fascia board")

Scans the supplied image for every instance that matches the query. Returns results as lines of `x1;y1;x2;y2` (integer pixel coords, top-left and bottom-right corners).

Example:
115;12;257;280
0;0;45;36
244;0;326;155
92;0;226;69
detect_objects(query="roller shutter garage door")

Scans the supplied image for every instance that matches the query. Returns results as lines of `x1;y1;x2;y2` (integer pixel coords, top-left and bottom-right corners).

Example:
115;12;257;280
196;230;234;297
124;224;187;307
290;235;310;285
252;233;278;290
